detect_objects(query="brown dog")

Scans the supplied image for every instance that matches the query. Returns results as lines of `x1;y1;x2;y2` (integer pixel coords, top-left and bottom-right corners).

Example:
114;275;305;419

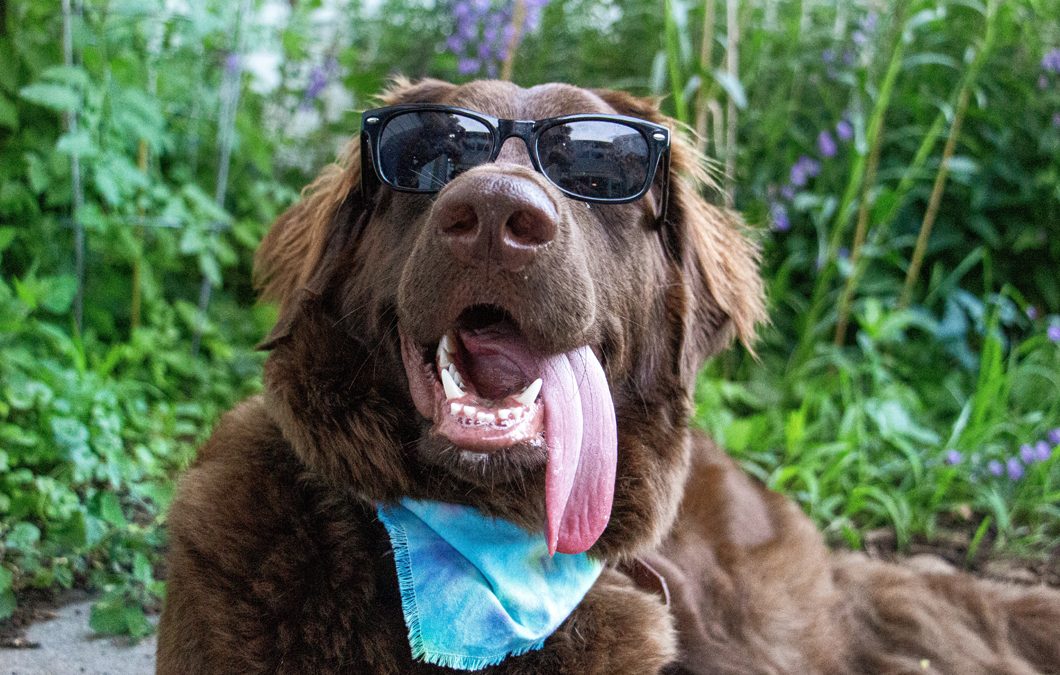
157;79;1060;674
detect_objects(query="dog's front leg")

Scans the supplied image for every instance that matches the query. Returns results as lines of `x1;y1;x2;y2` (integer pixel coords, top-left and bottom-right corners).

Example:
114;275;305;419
479;567;677;675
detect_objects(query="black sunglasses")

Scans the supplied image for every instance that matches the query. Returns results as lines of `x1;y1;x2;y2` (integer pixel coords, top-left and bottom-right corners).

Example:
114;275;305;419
360;104;671;205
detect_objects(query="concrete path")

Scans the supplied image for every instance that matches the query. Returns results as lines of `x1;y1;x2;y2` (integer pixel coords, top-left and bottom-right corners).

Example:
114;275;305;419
0;600;156;675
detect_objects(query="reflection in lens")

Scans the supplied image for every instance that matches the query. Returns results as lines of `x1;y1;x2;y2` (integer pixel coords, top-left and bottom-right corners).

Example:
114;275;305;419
378;111;494;191
538;121;649;199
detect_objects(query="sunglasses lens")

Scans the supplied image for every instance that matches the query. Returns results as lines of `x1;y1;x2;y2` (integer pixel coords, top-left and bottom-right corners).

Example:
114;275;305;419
377;111;494;191
537;121;651;200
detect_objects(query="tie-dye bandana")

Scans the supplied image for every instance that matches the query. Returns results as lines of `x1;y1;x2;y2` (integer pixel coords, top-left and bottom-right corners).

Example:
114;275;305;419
376;499;603;671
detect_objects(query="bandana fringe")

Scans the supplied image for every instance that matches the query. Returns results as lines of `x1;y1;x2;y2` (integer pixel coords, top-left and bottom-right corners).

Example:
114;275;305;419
376;501;600;671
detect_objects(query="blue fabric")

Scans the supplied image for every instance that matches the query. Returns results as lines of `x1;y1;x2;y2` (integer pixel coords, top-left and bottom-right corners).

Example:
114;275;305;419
376;499;603;671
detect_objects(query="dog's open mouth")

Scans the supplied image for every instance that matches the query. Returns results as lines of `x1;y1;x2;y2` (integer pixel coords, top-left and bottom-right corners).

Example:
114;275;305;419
399;306;617;555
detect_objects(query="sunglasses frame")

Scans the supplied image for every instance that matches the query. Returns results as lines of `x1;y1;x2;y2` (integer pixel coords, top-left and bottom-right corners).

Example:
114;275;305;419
360;103;671;207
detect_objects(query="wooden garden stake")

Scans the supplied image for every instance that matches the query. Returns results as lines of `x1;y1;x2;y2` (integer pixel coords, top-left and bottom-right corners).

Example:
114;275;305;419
61;0;85;333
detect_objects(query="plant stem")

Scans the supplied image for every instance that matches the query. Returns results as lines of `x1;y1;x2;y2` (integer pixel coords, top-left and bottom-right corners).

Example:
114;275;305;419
723;0;739;207
694;0;717;156
897;88;971;308
665;0;689;124
833;115;886;346
789;8;907;369
130;139;148;333
898;0;999;308
62;0;85;334
499;0;526;82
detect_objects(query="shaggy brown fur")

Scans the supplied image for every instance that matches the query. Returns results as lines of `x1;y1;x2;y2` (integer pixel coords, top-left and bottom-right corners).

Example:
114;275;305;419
158;79;1060;674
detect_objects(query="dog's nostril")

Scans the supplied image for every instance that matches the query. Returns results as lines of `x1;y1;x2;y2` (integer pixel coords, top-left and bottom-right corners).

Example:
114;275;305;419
439;204;478;237
505;210;555;247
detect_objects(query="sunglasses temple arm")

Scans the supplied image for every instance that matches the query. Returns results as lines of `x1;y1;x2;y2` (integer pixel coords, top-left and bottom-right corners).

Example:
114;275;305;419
359;132;379;198
657;148;671;227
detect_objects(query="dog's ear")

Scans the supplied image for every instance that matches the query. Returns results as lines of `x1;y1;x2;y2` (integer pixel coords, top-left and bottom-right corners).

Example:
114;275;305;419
592;89;767;376
252;139;362;349
254;77;459;348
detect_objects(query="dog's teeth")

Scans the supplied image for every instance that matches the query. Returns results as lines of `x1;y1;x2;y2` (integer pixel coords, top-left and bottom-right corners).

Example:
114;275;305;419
441;368;464;400
515;378;542;407
476;411;494;424
499;408;514;420
463;405;477;416
450;402;461;415
437;335;453;370
447;364;464;387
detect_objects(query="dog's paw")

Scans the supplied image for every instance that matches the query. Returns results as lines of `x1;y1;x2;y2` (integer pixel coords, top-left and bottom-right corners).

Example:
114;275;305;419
493;568;676;675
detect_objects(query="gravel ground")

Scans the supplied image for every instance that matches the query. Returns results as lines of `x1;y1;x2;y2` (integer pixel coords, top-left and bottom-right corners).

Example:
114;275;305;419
0;599;156;675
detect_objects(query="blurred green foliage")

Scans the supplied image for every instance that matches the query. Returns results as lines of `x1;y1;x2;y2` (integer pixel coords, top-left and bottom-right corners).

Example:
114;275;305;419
0;0;1058;636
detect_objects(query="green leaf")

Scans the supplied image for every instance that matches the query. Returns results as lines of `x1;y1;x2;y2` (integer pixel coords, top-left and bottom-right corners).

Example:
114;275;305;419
132;552;153;585
123;606;154;638
0;589;15;621
0;93;17;130
712;70;747;109
0;566;13;593
89;600;127;635
96;492;128;528
51;511;88;550
40;65;91;90
0;227;15;253
56;130;95;158
39;275;78;314
24;153;50;195
5;522;41;550
19;82;80;112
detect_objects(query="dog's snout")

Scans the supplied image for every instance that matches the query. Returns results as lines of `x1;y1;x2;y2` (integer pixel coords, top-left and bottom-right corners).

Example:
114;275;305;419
432;172;558;272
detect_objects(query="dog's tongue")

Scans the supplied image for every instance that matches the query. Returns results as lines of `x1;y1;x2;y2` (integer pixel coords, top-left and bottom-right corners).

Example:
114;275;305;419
539;345;617;555
459;329;617;554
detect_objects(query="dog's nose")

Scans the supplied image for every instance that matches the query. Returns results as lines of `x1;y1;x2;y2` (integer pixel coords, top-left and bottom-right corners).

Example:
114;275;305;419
431;172;557;272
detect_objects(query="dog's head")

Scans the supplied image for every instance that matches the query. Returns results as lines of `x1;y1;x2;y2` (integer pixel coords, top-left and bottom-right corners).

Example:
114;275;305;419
255;78;764;558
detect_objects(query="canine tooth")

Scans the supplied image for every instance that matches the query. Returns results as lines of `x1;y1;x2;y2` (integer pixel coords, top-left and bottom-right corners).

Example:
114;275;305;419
437;335;453;369
447;364;464;387
441;368;464;400
515;378;543;407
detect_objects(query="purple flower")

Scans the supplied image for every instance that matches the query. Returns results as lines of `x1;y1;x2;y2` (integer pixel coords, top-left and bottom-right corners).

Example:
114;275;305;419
1020;443;1036;464
842;50;855;66
987;459;1004;476
458;57;481;75
780;184;796;201
1048;428;1060;445
817;130;838;158
1053;112;1060;129
836;119;854;142
770;203;791;232
944;449;963;465
224;52;241;74
860;12;878;34
838;247;850;261
303;67;328;102
789;156;821;187
1006;457;1024;480
852;30;867;47
1026;306;1039;320
1047;325;1060;342
1034;440;1052;462
822;49;836;64
1042;48;1060;74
